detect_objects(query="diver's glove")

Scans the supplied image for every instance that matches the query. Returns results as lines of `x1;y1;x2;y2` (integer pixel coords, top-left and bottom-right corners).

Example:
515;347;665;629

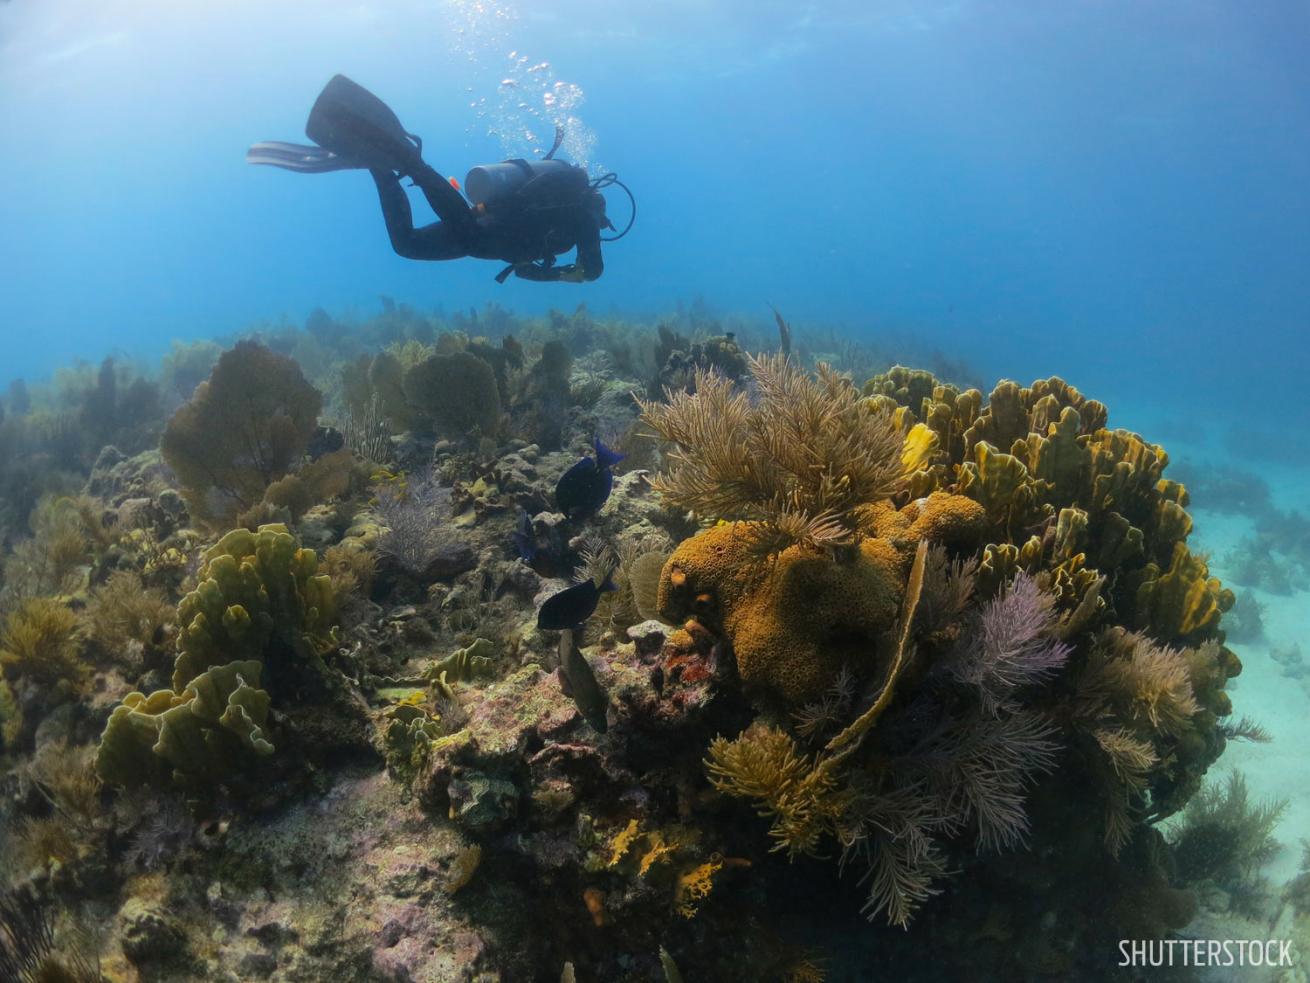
503;261;588;283
508;261;552;282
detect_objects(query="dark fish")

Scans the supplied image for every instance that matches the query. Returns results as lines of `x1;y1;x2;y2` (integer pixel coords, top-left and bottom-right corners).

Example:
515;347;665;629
510;509;536;562
307;425;345;459
558;628;608;732
537;574;616;631
554;438;624;518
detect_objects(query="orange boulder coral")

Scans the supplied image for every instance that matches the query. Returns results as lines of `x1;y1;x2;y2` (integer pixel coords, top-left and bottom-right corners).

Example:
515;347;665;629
660;502;974;705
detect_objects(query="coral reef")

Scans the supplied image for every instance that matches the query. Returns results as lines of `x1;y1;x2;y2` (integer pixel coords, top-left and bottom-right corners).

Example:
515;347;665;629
0;307;1267;980
635;360;1243;952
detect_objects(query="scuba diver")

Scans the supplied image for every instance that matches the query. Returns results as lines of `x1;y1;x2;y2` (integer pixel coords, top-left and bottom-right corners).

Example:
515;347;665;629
247;74;632;283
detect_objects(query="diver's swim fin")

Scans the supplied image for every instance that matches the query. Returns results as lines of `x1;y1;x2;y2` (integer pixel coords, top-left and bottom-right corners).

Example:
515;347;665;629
304;74;423;174
245;141;359;173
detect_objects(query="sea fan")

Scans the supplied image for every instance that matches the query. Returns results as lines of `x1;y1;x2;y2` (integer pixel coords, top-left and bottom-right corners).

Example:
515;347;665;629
627;551;668;622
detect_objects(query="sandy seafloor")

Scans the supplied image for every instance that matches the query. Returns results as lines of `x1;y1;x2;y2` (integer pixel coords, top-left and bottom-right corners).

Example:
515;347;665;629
1191;506;1310;885
1125;401;1309;886
1084;401;1310;981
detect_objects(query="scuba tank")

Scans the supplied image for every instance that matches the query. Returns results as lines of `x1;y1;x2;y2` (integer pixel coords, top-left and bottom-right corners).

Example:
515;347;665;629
463;158;581;207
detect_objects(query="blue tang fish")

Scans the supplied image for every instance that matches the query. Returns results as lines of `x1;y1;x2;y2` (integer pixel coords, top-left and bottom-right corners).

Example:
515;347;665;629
537;574;617;631
554;438;624;519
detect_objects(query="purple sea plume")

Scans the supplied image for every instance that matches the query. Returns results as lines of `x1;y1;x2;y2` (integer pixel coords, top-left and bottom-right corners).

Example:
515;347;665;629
948;573;1071;716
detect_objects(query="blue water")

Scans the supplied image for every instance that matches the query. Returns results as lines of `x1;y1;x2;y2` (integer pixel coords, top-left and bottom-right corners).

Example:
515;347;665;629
1;0;1307;437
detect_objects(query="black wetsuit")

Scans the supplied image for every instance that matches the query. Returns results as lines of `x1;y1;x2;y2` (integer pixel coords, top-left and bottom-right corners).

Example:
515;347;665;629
372;162;603;282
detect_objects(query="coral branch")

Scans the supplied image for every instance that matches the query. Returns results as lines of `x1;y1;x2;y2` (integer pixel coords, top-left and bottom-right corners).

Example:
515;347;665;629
637;355;904;552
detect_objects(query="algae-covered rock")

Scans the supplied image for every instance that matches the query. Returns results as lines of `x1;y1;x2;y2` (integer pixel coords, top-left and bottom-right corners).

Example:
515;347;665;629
417;665;579;809
119;897;185;965
453;665;577;766
448;770;519;833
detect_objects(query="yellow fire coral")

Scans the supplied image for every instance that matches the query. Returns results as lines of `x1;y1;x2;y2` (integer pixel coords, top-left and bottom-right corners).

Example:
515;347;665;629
605;819;688;876
675;857;723;918
864;371;1229;651
863;365;938;407
1133;541;1230;644
95;524;339;791
607;818;642;867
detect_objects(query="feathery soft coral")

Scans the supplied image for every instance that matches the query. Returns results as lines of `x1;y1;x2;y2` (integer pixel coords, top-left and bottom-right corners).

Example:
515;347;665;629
945;572;1070;716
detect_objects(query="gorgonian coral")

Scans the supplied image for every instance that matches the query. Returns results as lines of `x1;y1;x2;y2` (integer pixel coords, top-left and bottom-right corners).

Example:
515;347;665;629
637;354;906;552
707;561;1066;927
402;351;502;439
373;469;466;578
160;341;322;527
941;572;1070;716
0;597;86;701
